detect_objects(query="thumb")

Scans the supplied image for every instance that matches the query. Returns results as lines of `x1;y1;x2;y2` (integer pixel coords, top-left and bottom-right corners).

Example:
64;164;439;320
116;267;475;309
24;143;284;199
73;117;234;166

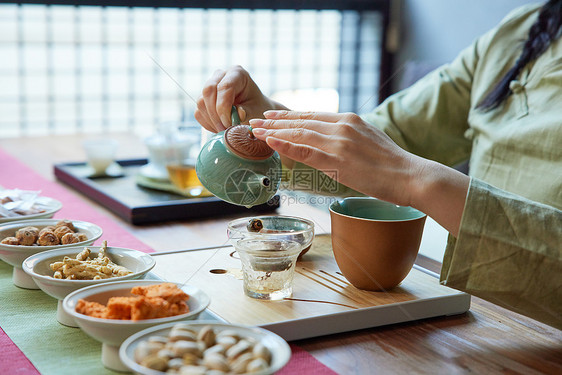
237;106;247;123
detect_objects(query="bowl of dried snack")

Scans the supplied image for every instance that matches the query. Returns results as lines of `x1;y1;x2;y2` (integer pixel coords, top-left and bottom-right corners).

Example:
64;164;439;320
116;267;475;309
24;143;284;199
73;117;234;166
62;280;210;372
227;216;315;259
0;189;62;224
119;321;291;375
22;241;156;327
0;218;103;289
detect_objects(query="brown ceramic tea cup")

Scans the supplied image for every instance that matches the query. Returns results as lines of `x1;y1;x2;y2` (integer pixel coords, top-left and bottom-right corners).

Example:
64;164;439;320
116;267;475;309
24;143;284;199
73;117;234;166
329;197;426;291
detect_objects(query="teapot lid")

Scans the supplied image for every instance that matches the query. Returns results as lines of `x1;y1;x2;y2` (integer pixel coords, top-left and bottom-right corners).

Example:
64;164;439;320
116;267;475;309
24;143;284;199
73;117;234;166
224;125;275;160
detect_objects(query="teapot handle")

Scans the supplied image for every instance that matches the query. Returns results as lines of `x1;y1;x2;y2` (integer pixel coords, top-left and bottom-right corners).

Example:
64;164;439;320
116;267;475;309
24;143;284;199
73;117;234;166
231;106;241;126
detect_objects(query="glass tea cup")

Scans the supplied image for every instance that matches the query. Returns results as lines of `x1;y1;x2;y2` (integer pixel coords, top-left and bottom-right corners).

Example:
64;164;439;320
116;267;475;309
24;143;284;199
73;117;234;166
234;239;301;300
166;160;208;196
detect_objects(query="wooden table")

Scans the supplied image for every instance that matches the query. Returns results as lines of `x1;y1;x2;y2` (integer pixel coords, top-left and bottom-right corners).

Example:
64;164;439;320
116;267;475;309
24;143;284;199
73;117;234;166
1;134;561;375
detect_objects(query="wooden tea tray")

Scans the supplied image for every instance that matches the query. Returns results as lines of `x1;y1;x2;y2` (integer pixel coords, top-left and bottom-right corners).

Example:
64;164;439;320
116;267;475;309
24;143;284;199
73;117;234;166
151;235;471;341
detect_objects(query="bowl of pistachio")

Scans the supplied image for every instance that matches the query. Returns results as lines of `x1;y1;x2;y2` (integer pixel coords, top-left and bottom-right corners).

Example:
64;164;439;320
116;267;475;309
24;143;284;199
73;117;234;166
119;321;291;375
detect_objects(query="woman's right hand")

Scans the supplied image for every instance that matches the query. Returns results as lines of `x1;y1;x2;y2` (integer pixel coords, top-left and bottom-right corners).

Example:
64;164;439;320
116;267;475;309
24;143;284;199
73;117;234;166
195;65;287;133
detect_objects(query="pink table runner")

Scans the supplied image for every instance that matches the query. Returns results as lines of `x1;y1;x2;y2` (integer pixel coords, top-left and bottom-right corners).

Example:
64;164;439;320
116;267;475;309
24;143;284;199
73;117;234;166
0;148;336;375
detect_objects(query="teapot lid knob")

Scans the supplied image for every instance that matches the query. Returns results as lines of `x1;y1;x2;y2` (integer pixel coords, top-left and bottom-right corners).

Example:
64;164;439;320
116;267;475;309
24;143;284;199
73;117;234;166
224;125;275;160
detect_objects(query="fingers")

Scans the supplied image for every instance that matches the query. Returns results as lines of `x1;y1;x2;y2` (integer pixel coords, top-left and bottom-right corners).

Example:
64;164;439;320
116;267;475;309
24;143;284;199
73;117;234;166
251;110;363;136
250;118;335;135
251;124;339;157
216;67;249;126
195;66;253;132
264;110;352;123
194;103;216;133
265;136;336;171
201;69;227;131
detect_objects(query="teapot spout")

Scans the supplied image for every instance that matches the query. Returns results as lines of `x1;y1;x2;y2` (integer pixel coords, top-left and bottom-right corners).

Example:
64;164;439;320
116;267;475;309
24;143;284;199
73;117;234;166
251;174;272;188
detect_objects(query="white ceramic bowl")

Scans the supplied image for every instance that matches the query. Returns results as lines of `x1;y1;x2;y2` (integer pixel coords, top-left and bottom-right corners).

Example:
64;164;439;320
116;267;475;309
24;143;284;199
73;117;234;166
62;280;210;372
119;321;291;375
227;215;315;258
22;245;156;327
0;219;103;289
0;196;62;224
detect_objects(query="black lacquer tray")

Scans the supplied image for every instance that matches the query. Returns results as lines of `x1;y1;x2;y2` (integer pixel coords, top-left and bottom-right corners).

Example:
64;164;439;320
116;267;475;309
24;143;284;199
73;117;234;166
54;159;279;225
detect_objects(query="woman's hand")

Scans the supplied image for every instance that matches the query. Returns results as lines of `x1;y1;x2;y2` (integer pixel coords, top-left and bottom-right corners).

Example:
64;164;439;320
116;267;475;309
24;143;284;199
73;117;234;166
249;110;470;236
250;111;417;206
195;66;287;133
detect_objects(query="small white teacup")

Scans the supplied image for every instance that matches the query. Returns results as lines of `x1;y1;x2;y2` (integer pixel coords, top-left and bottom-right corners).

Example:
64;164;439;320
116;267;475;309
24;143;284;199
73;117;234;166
82;139;119;176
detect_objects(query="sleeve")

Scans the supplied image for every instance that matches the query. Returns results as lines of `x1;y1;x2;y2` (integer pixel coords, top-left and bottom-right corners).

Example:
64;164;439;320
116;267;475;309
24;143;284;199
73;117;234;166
283;4;535;195
440;178;562;329
361;44;480;167
285;38;485;196
285;40;484;196
286;19;489;195
361;4;538;167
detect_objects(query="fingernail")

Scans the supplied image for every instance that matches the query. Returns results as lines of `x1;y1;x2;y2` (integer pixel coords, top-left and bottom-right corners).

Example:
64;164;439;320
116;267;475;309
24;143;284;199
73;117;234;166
249;119;265;127
264;110;282;118
250;127;266;136
238;107;246;122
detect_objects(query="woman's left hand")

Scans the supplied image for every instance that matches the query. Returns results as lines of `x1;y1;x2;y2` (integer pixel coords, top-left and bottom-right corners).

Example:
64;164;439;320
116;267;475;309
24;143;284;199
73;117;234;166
249;110;470;236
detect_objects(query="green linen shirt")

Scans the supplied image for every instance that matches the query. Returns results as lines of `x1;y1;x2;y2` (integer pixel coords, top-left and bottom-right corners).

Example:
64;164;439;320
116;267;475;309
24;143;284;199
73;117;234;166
360;3;562;328
288;3;561;328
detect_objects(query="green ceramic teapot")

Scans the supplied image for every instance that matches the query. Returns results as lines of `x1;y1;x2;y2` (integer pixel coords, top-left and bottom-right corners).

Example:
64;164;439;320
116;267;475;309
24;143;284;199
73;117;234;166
195;107;282;207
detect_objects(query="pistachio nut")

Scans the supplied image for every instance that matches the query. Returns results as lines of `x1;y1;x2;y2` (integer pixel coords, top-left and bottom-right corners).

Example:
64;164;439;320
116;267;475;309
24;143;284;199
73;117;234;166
140;354;168;371
216;335;237;351
134;341;164;362
252;342;271;363
202;353;230;372
229;352;254;374
197;325;216;348
247;357;269;373
226;340;252;361
172;340;201;357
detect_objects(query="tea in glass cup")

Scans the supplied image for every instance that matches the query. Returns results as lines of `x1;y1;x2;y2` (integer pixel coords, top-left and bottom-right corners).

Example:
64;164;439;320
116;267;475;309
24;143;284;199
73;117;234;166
235;239;300;300
166;162;207;196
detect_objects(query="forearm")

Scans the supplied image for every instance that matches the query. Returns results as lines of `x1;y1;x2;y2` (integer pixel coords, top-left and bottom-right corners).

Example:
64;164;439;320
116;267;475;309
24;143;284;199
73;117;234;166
408;156;470;237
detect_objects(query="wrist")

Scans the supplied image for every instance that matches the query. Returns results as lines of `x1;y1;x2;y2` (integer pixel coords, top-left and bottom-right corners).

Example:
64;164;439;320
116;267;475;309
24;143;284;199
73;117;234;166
407;158;470;236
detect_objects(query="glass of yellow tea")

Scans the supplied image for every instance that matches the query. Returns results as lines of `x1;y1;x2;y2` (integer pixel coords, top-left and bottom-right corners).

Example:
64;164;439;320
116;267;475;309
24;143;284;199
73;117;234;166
234;239;301;300
166;163;208;196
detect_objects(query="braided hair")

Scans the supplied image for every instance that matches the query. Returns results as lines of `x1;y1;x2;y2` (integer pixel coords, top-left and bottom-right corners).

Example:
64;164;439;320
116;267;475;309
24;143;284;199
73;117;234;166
477;0;562;111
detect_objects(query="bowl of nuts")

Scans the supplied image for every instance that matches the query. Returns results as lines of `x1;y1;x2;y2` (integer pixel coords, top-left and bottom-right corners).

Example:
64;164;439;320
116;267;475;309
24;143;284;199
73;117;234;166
22;241;156;327
0;218;103;289
119;321;291;375
62;280;210;372
227;216;315;259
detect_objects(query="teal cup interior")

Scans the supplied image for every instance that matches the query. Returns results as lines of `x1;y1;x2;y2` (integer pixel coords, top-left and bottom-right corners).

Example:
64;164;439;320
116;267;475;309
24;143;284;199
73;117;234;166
329;197;425;222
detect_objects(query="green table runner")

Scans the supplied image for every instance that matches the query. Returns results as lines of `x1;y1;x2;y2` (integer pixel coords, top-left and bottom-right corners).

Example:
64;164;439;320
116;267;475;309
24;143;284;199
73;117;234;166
0;261;118;375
